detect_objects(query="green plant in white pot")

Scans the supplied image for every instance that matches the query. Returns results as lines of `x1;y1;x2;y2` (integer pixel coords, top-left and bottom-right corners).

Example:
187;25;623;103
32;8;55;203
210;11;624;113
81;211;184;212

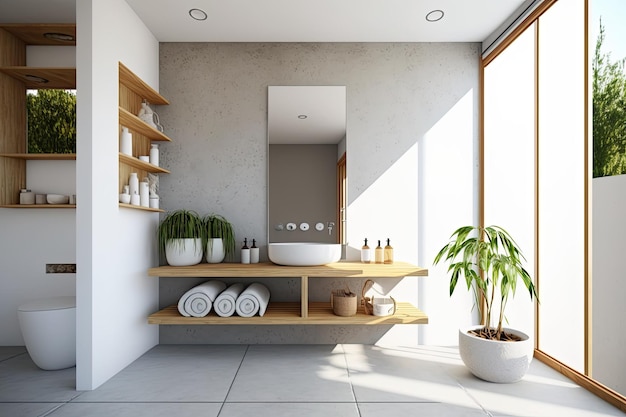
204;214;235;263
433;225;538;383
158;209;204;266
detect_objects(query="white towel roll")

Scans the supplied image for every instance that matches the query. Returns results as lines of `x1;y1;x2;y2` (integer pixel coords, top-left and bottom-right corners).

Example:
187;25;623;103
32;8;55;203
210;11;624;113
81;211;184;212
177;280;226;317
214;283;246;317
235;283;271;317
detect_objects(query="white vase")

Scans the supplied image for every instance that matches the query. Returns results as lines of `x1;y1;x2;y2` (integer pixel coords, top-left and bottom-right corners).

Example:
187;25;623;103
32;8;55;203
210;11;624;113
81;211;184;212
149;144;159;166
129;173;139;197
120;126;132;156
206;238;225;263
165;238;203;266
458;325;533;383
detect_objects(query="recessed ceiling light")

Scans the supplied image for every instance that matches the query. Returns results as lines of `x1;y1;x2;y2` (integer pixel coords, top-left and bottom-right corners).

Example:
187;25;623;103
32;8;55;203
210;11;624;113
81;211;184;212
43;32;75;42
189;8;208;21
25;74;49;84
425;9;444;22
298;115;307;119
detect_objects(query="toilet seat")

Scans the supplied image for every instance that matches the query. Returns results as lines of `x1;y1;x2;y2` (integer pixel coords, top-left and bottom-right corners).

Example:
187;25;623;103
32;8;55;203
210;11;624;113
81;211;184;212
18;296;75;312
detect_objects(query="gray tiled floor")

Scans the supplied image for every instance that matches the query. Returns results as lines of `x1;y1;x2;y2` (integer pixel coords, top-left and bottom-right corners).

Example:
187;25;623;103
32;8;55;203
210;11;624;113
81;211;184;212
0;344;624;417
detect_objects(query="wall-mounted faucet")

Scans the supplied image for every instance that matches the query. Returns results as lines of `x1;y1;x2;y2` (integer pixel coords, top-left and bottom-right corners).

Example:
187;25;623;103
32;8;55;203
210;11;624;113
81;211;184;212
327;222;335;235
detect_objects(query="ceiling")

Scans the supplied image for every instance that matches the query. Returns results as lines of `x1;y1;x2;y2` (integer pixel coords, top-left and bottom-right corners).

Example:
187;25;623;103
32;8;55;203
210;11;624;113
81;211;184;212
0;0;529;43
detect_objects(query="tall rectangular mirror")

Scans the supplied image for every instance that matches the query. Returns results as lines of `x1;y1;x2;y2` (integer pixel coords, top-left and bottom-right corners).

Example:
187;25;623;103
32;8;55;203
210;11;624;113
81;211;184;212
267;86;346;245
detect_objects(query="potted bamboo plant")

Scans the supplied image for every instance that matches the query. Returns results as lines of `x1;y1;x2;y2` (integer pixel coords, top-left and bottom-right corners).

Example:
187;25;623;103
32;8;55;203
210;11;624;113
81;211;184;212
204;214;236;263
158;209;204;266
433;225;538;383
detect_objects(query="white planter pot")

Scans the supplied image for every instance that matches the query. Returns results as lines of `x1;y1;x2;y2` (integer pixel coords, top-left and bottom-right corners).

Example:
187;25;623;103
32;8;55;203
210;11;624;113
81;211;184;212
459;325;533;383
165;238;203;266
206;238;225;263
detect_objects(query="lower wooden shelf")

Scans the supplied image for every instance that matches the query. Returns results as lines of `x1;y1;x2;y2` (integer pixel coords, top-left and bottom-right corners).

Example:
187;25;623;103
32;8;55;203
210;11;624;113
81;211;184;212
148;302;428;325
0;204;76;209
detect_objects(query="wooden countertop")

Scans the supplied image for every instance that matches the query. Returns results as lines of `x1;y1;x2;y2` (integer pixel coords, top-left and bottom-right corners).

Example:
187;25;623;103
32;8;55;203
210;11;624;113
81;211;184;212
148;261;428;278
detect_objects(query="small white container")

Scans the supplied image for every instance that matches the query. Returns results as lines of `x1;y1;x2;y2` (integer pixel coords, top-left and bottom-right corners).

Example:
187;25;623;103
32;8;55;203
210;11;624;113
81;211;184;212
139;155;149;163
130;191;140;206
149;196;159;209
20;189;35;205
372;297;395;317
129;173;139;197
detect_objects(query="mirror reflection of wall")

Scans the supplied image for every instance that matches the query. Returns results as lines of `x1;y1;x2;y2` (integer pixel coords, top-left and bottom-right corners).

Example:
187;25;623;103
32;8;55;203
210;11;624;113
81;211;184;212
267;86;346;244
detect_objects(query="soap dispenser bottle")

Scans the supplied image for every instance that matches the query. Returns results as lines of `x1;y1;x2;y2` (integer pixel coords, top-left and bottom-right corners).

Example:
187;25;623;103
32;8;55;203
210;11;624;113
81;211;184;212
361;238;371;264
241;238;251;264
250;239;259;264
384;238;394;264
375;240;384;264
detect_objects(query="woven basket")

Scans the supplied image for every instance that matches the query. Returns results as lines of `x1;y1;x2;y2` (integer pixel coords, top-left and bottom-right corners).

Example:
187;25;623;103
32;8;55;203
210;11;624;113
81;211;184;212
331;289;357;317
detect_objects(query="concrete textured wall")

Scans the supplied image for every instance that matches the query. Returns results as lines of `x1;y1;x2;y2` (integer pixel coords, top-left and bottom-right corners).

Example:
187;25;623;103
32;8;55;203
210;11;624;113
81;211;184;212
157;42;480;344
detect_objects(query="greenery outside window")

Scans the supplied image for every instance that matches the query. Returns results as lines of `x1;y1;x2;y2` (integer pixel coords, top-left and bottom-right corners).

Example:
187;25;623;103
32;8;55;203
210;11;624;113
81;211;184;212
27;89;76;154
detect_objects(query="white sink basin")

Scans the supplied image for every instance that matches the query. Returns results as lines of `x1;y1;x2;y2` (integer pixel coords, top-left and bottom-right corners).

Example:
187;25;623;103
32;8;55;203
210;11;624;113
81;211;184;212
268;242;341;266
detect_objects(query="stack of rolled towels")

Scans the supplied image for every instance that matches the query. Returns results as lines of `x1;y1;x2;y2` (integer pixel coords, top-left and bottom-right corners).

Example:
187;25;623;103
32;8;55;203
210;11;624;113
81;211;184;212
177;280;271;318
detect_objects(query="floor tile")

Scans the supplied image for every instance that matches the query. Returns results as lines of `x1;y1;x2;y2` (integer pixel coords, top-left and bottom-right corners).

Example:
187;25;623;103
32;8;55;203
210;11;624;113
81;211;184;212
0;403;64;417
358;402;489;416
0;354;78;402
46;402;221;417
0;346;27;362
219;402;360;417
454;360;626;417
227;345;355;402
73;345;246;403
344;344;481;410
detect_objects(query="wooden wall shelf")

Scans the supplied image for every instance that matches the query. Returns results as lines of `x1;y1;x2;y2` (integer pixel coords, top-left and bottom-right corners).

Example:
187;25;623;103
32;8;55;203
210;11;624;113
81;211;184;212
148;302;428;325
0;204;76;209
0;24;76;46
148;261;428;325
119;62;169;105
0;153;76;160
119;203;163;213
119;153;170;174
119;107;171;142
0;67;76;89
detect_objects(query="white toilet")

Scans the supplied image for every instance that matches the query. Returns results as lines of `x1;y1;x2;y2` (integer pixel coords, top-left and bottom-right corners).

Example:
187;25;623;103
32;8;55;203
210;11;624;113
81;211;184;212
17;296;76;370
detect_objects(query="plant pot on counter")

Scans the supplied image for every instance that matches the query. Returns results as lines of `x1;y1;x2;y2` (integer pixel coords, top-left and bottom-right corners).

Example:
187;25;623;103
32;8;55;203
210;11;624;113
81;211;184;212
206;238;225;263
165;238;203;266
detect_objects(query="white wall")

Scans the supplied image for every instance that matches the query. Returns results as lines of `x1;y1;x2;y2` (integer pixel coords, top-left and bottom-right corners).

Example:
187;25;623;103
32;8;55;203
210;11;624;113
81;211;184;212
592;174;626;395
157;42;479;346
76;0;159;390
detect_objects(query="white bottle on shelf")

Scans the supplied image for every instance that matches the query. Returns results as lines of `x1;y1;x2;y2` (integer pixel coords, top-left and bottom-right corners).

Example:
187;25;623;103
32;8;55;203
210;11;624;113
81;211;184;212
149;144;159;166
120;126;132;156
139;179;149;207
129;173;139;198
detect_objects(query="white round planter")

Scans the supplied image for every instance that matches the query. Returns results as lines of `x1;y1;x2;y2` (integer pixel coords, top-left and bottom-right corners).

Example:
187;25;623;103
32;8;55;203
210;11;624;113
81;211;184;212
206;238;225;263
165;238;203;266
459;325;533;383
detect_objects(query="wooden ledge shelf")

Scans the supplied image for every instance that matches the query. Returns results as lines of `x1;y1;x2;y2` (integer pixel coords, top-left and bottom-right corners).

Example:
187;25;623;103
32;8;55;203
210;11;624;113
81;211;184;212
148;261;428;278
119;153;170;174
0;153;76;160
119;203;163;213
0;67;76;89
148;302;428;325
119;107;172;142
0;204;75;209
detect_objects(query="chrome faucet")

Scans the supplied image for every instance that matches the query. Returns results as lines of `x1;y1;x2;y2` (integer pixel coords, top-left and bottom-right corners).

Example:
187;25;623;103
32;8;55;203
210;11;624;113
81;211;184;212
327;222;335;235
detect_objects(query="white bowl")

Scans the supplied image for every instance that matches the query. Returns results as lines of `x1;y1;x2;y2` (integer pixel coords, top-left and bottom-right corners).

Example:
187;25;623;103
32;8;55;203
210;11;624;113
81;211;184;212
268;242;341;266
46;194;69;204
373;297;395;316
119;193;131;204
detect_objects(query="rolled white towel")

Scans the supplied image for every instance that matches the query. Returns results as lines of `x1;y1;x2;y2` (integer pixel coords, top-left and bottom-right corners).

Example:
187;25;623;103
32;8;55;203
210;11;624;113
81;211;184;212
214;283;246;317
177;280;226;317
235;283;271;317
